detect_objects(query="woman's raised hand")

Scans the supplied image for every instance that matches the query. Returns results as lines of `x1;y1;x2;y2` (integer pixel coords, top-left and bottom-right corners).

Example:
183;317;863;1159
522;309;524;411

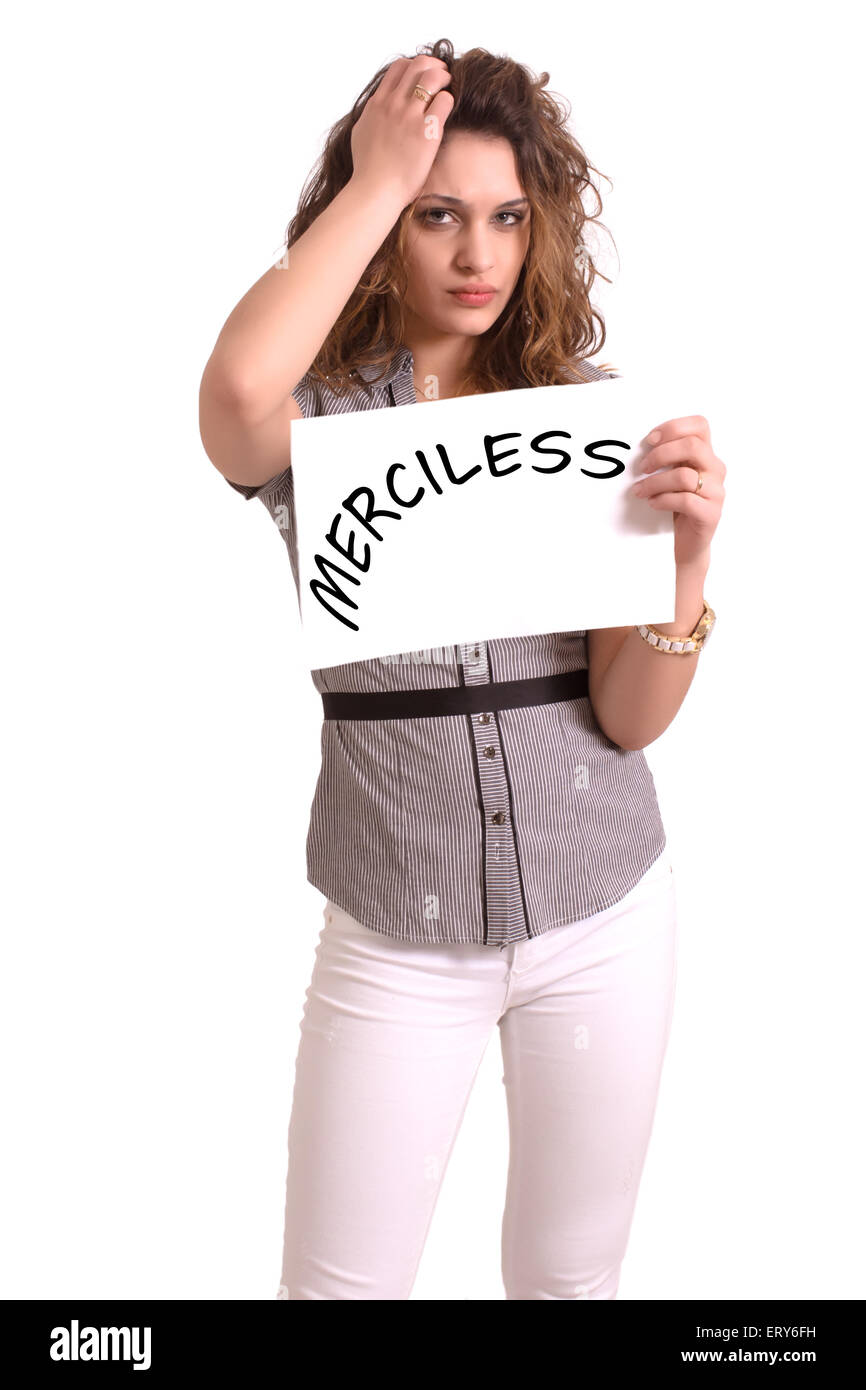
349;55;454;206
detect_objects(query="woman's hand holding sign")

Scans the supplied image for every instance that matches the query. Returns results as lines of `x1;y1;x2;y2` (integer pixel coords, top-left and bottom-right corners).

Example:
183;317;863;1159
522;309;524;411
631;415;726;573
589;413;725;751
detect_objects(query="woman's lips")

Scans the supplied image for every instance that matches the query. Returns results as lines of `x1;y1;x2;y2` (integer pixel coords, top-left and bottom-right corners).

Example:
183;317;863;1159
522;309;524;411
449;290;495;306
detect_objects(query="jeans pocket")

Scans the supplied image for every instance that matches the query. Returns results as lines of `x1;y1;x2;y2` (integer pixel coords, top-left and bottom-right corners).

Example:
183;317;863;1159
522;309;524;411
639;853;673;888
324;900;369;936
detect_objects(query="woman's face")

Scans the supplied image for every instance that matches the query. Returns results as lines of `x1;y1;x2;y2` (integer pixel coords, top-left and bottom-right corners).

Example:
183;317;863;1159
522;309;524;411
401;131;531;339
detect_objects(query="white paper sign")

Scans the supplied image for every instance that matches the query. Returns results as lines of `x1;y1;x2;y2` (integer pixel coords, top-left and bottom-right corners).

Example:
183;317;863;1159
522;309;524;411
291;376;683;669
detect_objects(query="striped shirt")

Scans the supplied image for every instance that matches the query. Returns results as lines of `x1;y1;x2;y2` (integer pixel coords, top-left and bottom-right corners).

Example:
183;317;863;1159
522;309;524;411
224;343;667;948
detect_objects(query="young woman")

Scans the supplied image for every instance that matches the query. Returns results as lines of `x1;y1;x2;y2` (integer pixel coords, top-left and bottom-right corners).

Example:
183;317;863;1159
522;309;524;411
199;39;725;1300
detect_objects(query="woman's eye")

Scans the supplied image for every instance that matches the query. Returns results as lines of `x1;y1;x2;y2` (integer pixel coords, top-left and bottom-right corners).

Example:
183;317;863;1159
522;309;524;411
421;209;526;226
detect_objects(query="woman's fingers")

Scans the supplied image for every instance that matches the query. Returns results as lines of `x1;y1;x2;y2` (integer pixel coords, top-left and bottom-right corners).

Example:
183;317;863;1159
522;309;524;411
640;435;720;477
633;466;724;502
397;60;451;104
377;53;448;102
643;415;712;447
349;53;453;203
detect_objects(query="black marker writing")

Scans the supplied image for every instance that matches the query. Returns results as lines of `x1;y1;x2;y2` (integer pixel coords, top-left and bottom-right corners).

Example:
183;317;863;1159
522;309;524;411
308;429;631;631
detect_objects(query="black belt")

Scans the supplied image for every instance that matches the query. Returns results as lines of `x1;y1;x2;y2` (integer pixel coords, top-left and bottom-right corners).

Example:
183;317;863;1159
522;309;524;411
321;667;589;721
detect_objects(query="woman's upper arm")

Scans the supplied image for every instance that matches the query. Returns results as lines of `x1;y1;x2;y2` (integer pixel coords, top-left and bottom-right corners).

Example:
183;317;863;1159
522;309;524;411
199;367;306;495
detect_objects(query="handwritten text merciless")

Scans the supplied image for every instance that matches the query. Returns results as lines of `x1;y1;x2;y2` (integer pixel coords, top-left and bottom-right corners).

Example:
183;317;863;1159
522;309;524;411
290;377;679;669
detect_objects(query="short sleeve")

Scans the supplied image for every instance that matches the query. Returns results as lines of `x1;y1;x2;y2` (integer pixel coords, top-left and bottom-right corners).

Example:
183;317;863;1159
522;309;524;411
223;376;313;500
567;357;621;383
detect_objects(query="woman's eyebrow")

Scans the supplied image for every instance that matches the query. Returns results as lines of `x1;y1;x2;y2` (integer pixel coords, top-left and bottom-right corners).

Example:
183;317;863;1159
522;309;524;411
416;195;530;209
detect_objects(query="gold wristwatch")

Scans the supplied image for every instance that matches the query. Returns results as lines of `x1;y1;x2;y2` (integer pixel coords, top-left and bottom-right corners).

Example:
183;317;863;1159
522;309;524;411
636;599;716;654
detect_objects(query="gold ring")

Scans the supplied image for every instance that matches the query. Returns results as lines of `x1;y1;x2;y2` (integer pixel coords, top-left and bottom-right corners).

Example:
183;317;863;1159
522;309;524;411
695;472;703;493
413;85;432;102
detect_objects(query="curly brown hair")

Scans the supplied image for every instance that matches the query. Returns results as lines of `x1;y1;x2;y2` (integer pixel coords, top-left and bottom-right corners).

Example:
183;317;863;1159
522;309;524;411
284;37;617;397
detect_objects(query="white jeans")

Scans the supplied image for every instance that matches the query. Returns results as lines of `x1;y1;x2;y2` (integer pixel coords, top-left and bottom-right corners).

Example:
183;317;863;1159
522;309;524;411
277;852;678;1299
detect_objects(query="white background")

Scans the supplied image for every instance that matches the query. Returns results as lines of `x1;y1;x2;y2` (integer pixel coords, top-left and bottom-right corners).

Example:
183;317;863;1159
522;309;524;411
2;0;862;1301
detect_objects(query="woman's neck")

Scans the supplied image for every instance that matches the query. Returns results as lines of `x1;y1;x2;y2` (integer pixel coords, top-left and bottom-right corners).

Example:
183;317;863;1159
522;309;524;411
402;325;479;402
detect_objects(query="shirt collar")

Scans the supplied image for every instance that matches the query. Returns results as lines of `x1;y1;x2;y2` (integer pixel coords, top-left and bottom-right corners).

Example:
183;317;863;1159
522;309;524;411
353;343;414;388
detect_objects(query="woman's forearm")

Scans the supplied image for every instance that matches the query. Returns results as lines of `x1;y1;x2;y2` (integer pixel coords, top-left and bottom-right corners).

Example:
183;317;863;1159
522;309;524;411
202;176;408;419
591;561;710;751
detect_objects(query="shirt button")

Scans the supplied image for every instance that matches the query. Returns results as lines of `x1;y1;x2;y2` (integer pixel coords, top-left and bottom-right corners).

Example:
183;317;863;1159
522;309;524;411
478;712;491;724
491;810;506;825
483;745;496;758
472;646;480;658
